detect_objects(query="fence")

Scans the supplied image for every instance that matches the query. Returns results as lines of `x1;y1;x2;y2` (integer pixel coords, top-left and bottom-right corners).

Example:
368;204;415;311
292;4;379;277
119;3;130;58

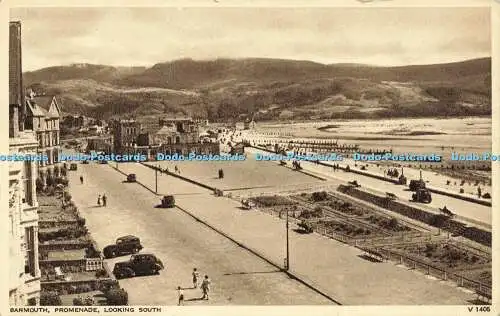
376;247;491;296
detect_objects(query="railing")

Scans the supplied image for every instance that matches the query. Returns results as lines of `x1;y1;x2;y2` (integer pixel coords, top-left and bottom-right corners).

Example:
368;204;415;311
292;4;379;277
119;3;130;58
376;247;491;295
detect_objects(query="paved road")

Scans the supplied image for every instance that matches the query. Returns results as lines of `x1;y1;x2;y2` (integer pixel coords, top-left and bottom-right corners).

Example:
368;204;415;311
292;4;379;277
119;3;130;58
108;162;477;305
245;148;491;226
67;164;331;305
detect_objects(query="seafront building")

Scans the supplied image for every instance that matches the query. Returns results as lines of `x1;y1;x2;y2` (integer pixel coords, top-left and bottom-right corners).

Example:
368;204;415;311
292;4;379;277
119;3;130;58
9;21;41;306
24;90;63;186
113;116;219;157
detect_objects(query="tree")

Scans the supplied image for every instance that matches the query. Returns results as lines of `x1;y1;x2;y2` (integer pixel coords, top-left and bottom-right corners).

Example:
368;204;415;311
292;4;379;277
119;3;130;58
40;291;62;306
105;288;128;305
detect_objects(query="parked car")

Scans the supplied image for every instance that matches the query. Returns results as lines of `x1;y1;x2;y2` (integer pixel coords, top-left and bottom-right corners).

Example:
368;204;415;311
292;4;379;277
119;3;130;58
113;253;164;279
70;163;78;171
127;174;136;182
103;235;143;259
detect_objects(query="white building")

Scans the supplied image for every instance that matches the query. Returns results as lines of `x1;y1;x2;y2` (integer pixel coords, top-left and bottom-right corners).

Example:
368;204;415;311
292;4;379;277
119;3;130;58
9;21;41;306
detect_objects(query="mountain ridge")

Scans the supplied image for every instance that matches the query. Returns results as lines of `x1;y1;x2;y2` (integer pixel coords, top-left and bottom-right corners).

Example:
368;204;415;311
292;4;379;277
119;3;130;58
23;57;491;121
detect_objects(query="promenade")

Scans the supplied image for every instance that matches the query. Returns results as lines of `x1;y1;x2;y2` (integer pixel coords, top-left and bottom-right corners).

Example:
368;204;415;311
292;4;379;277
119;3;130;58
114;162;476;305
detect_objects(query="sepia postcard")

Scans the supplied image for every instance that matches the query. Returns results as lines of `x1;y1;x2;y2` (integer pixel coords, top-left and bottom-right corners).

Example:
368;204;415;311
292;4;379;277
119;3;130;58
1;0;498;315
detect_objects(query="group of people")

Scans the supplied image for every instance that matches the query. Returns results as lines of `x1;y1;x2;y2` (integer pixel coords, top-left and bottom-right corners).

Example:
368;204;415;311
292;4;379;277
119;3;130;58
97;194;107;207
177;268;211;305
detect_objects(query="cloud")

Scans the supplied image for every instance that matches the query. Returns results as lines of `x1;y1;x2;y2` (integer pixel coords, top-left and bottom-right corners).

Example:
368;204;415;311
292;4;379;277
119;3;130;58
10;6;490;71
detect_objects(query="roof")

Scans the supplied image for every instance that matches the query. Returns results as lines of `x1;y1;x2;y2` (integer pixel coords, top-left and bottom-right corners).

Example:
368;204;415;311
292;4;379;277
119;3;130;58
155;126;177;135
26;95;61;118
117;235;139;240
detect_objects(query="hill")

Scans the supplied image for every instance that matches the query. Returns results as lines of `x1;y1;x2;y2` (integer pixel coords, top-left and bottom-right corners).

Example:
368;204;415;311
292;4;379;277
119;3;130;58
23;57;491;121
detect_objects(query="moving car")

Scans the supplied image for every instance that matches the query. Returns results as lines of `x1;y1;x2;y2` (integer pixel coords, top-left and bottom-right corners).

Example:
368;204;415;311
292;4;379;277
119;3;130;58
113;253;164;279
103;235;143;258
127;174;137;182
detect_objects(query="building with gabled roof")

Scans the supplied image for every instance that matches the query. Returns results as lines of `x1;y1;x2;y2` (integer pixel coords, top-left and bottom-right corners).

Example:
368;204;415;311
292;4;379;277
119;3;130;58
25;90;62;186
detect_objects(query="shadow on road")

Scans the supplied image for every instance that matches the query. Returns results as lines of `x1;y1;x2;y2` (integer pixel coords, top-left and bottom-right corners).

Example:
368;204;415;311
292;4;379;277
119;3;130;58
223;269;282;276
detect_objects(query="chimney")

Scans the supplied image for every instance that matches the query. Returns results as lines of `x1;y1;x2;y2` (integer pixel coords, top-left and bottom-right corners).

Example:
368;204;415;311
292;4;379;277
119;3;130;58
9;21;25;137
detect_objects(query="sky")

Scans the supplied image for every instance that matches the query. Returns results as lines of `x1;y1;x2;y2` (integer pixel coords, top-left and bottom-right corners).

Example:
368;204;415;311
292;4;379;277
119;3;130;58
10;6;491;71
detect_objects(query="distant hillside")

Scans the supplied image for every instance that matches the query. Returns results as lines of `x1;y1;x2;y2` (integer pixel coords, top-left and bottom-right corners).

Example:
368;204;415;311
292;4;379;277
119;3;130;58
23;57;491;121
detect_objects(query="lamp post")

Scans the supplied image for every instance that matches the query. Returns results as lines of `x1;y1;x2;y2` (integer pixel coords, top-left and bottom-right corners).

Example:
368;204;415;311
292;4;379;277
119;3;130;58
285;209;290;271
155;165;158;194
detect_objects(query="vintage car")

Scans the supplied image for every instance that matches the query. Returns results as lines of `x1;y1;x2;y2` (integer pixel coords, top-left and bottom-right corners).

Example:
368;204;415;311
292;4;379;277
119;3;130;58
113;253;164;279
69;163;78;171
126;174;137;182
159;195;175;208
103;235;143;259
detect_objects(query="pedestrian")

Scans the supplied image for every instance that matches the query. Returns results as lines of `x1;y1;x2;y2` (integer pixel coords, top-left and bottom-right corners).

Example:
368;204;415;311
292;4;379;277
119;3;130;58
175;165;179;174
201;275;211;300
102;194;107;207
192;268;200;288
177;286;184;305
80;176;84;184
97;194;101;207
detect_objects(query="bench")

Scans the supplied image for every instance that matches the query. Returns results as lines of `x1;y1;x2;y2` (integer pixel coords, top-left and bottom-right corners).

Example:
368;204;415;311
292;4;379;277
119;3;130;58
363;248;385;262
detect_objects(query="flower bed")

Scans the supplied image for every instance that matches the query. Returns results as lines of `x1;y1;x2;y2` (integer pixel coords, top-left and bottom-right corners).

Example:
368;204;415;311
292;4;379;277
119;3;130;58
317;219;385;238
250;195;296;207
387;242;491;270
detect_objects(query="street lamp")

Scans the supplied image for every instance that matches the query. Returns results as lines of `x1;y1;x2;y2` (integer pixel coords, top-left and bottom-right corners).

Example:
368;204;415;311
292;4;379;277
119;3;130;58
284;209;290;271
155;165;158;194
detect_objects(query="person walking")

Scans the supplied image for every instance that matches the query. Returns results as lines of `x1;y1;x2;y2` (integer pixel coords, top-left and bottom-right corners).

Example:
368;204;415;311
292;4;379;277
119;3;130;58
97;194;101;207
177;286;184;306
102;194;107;207
201;275;211;300
80;176;84;184
192;268;200;288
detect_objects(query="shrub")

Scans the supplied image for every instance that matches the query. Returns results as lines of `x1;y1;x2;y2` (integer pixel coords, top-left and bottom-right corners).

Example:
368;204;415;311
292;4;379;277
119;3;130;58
77;217;86;226
98;280;119;294
46;176;55;187
64;192;72;202
95;269;107;278
45;186;56;196
36;178;44;192
73;297;84;306
311;191;328;202
105;288;128;305
55;176;69;186
40;291;62;306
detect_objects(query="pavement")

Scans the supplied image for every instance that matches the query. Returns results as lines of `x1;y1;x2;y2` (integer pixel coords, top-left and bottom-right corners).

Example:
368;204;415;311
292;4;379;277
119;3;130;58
66;164;332;305
100;162;477;305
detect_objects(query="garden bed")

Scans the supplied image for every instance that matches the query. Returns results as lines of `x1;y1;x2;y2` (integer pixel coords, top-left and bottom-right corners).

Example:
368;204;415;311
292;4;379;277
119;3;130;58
250;195;296;207
387;242;491;270
291;191;419;234
316;219;386;238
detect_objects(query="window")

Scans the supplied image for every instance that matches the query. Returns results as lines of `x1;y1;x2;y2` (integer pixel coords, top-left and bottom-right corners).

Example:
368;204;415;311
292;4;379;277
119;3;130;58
23;160;34;206
24;227;36;277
